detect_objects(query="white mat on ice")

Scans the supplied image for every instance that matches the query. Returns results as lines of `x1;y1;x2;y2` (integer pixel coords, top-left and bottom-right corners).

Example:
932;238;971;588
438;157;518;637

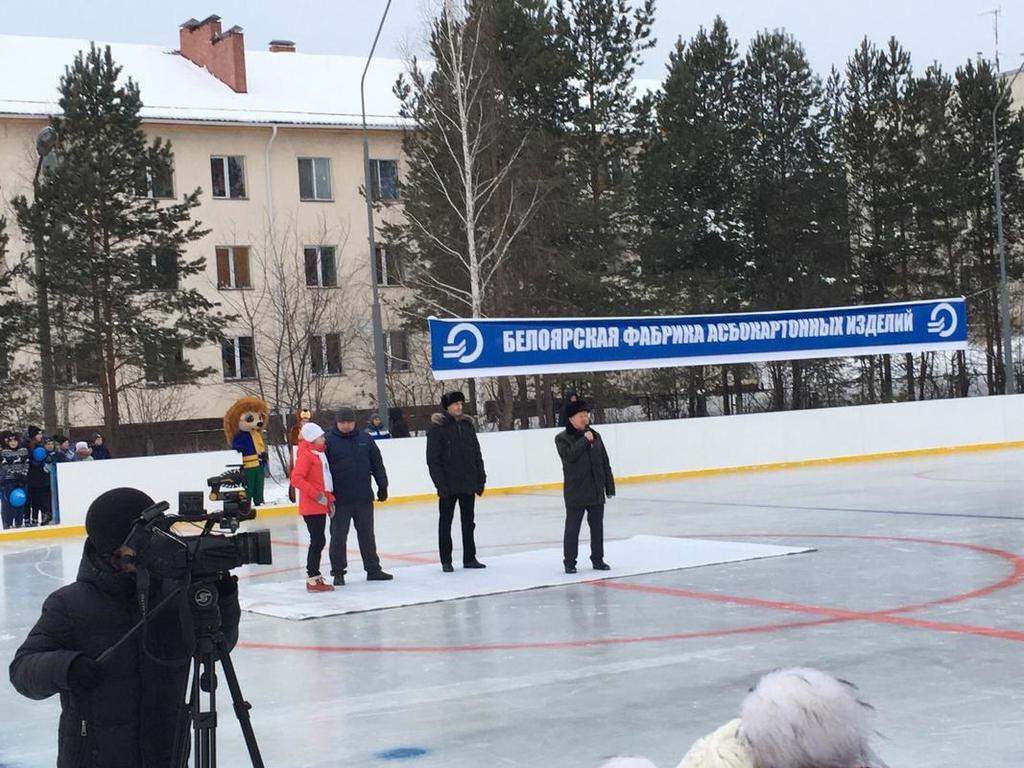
239;535;811;620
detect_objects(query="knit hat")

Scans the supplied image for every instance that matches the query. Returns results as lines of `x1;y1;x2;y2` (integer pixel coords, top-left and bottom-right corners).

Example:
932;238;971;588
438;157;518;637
85;488;155;554
27;425;41;440
565;399;592;419
335;407;356;423
441;391;466;409
75;441;90;452
300;422;325;442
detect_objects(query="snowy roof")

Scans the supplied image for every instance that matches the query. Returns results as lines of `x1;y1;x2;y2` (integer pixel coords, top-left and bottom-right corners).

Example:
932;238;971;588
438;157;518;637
0;34;409;129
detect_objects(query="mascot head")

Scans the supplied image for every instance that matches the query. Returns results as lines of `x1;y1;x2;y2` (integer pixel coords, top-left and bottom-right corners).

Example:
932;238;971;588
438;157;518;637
224;396;270;444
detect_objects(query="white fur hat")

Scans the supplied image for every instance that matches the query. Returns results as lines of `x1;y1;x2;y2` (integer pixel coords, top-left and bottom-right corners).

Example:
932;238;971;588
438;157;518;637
300;422;325;443
740;667;885;768
671;667;885;768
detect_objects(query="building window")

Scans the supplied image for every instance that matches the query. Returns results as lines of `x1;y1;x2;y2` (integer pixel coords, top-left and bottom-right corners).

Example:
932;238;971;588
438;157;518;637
135;162;175;199
387;331;410;372
370;159;399;201
216;246;252;289
375;244;399;286
143;340;186;384
298;157;333;201
56;342;101;387
138;249;178;290
222;336;256;380
304;246;337;288
309;333;343;375
211;155;247;199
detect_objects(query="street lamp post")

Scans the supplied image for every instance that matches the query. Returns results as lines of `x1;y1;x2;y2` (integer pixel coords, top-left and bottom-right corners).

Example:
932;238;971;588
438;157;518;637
361;0;393;419
993;57;1024;395
32;126;59;433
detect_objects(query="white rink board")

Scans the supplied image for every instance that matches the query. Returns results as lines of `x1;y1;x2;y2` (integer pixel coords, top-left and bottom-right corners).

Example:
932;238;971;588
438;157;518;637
238;535;812;620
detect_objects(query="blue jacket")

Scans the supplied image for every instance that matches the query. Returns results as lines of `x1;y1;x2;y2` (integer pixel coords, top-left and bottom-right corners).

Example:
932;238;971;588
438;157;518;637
324;427;388;504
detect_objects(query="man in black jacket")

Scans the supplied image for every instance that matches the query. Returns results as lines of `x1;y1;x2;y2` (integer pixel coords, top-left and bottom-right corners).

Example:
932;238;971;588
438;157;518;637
9;487;240;768
324;407;393;584
554;400;615;574
426;391;487;572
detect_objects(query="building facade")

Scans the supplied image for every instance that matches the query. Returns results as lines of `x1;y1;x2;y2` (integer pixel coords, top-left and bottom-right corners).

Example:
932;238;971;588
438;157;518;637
0;16;426;428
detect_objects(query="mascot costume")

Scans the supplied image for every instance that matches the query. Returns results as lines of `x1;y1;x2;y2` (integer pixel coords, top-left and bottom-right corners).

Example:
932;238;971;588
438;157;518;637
225;396;270;507
287;407;312;503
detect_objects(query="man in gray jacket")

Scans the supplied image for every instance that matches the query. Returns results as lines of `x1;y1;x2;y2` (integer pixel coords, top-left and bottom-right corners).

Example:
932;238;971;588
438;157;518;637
554;399;615;574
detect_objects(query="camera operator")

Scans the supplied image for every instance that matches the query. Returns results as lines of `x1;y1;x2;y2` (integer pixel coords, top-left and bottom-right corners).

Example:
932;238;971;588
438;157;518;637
9;487;240;768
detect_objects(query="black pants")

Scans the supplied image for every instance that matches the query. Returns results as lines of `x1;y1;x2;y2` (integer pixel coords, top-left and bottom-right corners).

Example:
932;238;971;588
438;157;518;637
564;505;604;567
0;488;17;529
330;502;382;575
439;494;477;566
28;487;51;525
303;514;332;578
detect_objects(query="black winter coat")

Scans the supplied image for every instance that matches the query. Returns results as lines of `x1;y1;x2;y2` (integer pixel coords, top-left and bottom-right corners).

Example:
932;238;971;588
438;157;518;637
27;450;51;490
9;544;240;768
555;425;615;508
325;427;388;504
426;414;486;497
91;446;112;461
388;408;411;439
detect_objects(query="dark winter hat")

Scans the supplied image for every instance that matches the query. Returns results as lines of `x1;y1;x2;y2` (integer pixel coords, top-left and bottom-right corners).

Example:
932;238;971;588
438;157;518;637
85;487;155;554
27;425;41;440
565;399;592;419
441;391;466;409
335;407;356;423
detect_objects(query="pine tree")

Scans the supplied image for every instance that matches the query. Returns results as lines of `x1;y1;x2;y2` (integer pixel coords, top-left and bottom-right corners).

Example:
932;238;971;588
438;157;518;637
841;38;922;402
551;0;654;414
12;45;229;449
0;217;36;425
912;64;967;397
735;30;849;409
555;0;654;303
950;59;1024;394
633;17;743;415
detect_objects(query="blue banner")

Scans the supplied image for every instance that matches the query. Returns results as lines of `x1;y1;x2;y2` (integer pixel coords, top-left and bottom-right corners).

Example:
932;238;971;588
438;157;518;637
429;298;968;380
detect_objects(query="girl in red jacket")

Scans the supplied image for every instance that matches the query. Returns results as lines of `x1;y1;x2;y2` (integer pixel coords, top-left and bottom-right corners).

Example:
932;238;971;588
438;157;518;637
291;422;336;592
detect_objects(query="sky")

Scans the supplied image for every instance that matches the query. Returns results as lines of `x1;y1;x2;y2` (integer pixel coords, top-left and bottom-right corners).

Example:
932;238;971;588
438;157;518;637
1;0;1023;82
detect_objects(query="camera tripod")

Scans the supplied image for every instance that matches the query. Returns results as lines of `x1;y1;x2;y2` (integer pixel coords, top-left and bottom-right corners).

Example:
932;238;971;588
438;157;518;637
172;578;265;768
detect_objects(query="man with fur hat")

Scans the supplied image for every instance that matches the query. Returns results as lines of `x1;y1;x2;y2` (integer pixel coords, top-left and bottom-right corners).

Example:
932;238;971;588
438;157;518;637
9;487;241;768
555;399;614;573
324;407;392;584
599;667;887;768
426;391;487;572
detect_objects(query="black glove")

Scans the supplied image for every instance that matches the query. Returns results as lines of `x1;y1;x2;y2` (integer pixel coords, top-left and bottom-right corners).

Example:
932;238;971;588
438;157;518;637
476;485;485;497
68;655;103;692
216;574;239;598
438;487;451;499
377;488;388;503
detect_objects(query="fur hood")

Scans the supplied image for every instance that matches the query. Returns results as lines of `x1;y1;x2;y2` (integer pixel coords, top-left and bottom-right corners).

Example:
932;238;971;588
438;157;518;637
430;412;476;426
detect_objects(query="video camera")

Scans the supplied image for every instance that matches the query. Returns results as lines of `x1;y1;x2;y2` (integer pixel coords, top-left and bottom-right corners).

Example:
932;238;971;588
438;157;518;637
121;467;272;582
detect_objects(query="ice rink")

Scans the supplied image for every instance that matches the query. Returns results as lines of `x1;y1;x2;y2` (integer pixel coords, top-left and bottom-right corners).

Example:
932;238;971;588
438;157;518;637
2;448;1023;767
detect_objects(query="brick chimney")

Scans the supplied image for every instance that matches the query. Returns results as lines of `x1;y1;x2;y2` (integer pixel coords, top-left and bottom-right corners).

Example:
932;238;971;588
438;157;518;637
269;39;296;53
179;15;248;93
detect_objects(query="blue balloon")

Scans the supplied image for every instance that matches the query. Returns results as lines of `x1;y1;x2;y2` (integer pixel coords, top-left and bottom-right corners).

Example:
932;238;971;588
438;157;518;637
32;447;46;462
9;488;26;508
